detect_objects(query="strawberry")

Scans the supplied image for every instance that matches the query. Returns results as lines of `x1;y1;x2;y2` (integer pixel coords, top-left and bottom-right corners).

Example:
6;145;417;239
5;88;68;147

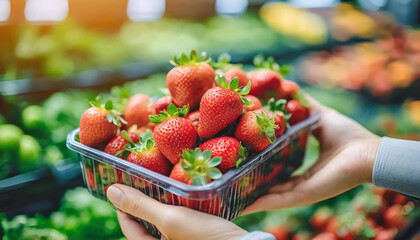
235;111;277;152
169;148;222;185
243;95;263;112
286;99;310;125
199;137;247;173
80;99;125;147
384;204;408;230
125;132;171;176
104;131;140;158
154;96;174;114
224;67;250;87
277;80;300;100
312;232;338;240
198;75;252;138
186;110;200;127
266;225;289;240
374;229;395;240
124;94;153;128
84;168;96;190
149;104;197;165
311;207;334;231
267;98;289;137
167;50;216;110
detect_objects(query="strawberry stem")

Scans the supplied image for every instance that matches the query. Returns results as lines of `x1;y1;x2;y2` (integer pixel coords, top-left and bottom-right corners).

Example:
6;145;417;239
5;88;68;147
215;75;253;107
181;148;223;186
170;49;211;66
254;111;277;143
253;54;292;77
236;143;249;168
149;103;189;123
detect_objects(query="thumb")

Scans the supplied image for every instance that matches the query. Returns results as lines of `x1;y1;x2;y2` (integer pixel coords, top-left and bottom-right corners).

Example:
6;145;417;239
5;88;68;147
107;184;165;224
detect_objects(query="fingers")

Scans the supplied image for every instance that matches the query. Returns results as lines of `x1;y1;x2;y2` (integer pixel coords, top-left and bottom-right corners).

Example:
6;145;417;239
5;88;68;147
117;211;156;240
107;184;166;224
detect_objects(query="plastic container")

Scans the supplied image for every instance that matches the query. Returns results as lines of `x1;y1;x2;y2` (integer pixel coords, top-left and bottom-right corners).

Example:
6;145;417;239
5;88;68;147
66;113;320;237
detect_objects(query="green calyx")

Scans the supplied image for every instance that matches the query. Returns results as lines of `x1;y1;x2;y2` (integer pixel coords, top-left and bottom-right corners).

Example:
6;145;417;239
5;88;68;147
170;49;211;66
149;103;189;123
253;54;292;77
210;52;242;72
181;148;223;186
267;98;291;123
292;92;310;108
254;111;277;143
215;75;253;107
90;98;127;127
117;130;153;157
236;144;249;168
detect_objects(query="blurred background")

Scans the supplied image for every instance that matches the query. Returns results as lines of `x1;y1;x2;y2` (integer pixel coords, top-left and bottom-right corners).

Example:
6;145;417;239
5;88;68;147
0;0;420;239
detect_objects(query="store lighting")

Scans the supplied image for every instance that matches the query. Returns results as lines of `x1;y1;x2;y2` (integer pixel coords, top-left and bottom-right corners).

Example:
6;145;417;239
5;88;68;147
25;0;68;22
0;0;10;22
127;0;165;22
215;0;248;16
289;0;338;8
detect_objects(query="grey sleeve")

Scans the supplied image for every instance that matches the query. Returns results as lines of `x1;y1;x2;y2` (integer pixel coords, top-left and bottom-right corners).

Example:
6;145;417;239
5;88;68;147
238;231;276;240
372;137;420;199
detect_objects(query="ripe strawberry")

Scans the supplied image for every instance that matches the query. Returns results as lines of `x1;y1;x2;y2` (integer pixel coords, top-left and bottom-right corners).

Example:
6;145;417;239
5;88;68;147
186;110;200;127
126;132;171;176
80;99;124;147
84;168;96;190
125;94;153;128
149;104;197;165
374;229;395;240
167;50;216;110
169;148;222;185
199;137;247;173
198;75;252;138
235;111;277;152
267;98;289;137
286;99;310;125
384;204;408;230
104;131;140;158
277;80;300;100
224;67;250;87
154;96;174;114
311;207;334;231
243;95;262;112
266;225;289;240
312;232;338;240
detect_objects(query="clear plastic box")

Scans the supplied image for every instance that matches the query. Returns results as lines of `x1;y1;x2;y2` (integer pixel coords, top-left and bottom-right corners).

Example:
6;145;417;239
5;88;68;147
66;113;320;237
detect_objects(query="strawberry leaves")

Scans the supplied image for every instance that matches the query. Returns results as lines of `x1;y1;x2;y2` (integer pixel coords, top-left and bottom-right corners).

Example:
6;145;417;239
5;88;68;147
293;92;310;108
210;52;242;72
149;103;189;123
120;130;155;156
215;75;253;107
236;144;249;168
253;54;292;77
90;98;126;127
181;148;223;186
170;49;211;66
255;111;277;143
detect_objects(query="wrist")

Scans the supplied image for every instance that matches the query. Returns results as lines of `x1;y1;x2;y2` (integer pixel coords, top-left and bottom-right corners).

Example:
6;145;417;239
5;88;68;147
362;136;381;184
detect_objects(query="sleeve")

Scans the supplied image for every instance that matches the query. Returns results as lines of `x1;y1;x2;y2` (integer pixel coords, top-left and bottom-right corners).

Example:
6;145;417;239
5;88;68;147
238;231;276;240
372;137;420;200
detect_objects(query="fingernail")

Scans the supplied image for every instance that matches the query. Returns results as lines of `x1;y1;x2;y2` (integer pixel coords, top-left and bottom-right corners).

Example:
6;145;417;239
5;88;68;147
107;186;124;208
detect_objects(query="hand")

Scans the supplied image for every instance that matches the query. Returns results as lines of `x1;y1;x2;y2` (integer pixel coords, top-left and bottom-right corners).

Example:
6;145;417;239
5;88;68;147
107;184;248;240
243;98;381;214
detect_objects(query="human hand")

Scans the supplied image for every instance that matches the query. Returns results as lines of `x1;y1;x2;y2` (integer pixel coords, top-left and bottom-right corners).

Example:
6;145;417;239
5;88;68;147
107;184;248;240
243;97;381;214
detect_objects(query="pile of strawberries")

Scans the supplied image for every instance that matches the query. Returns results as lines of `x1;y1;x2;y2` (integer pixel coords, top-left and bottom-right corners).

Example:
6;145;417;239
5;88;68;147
78;50;310;186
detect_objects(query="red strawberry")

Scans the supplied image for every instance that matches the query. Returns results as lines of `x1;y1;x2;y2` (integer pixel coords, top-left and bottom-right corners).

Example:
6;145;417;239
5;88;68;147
235;111;277;152
126;132;171;176
84;168;96;190
125;94;153;128
167;50;216;110
104;131;140;158
312;232;338;240
199;137;247;173
150;104;197;165
374;229;395;240
384;204;408;230
267;98;289;137
286;99;310;125
198;75;252;138
253;109;285;138
223;67;250;87
80;99;124;147
154;96;174;114
243;95;263;112
393;194;409;205
266;225;289;240
277;80;300;100
248;69;281;100
186;110;200;127
311;207;334;231
169;148;223;185
325;216;339;233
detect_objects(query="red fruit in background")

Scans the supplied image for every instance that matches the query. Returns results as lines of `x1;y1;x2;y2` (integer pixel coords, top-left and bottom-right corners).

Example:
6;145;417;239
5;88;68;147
243;95;263;112
80;100;123;147
198;75;252;138
292;233;311;240
384;204;408;230
154;96;174;113
150;104;197;165
277;80;300;100
248;69;282;100
325;216;339;233
125;94;153;128
167;50;216;110
374;229;395;240
199;137;246;173
223;67;250;87
286;99;310;125
312;232;338;240
186;110;200;127
235;111;277;152
311;207;334;231
127;145;171;176
104;131;140;158
266;225;289;240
